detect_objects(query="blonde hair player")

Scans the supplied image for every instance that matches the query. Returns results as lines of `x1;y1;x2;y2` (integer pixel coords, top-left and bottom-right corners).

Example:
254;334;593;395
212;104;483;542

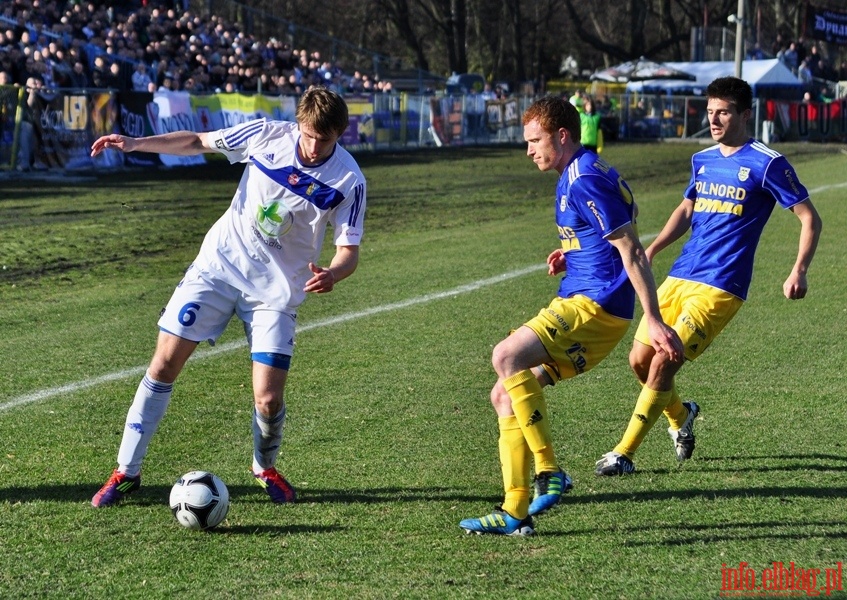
90;87;366;507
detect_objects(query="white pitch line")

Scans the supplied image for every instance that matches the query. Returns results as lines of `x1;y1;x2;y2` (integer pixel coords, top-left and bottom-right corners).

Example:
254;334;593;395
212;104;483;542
4;173;841;415
808;181;847;194
0;265;542;412
0;233;658;413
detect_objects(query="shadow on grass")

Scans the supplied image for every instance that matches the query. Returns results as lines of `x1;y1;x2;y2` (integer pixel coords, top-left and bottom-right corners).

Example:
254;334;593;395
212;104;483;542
2;453;844;506
552;519;847;546
0;484;492;505
212;524;346;536
559;485;847;506
621;452;847;477
697;452;847;462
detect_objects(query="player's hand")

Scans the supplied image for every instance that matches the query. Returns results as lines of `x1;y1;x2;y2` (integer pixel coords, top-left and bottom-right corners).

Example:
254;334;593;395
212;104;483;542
644;245;656;265
647;319;684;363
90;134;135;157
304;262;336;293
546;249;566;276
783;271;808;299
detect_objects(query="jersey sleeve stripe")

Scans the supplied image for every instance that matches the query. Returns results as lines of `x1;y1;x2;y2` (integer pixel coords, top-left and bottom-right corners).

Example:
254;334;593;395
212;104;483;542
750;140;780;158
224;120;266;148
348;184;364;227
567;160;579;184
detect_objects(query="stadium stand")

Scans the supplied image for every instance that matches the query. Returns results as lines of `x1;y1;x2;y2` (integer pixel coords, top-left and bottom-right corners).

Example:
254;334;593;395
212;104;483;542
0;0;406;95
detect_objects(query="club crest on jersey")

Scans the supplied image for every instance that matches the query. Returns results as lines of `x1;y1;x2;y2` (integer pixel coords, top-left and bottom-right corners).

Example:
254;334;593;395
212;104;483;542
306;182;319;196
737;167;750;182
288;173;300;186
559;194;568;211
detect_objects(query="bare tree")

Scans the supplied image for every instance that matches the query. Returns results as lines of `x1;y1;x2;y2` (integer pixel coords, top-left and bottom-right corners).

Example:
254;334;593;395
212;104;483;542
193;0;846;87
372;0;433;72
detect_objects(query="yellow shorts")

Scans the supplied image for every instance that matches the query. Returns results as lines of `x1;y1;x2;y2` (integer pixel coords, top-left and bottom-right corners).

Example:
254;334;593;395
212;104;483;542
524;294;631;383
634;277;743;361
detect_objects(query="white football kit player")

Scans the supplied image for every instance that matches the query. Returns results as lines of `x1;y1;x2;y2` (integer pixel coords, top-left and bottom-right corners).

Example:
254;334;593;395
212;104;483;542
158;118;366;355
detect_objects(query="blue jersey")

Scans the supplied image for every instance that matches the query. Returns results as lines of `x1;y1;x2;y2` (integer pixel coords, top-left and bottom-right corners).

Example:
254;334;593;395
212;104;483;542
670;139;809;300
556;147;637;319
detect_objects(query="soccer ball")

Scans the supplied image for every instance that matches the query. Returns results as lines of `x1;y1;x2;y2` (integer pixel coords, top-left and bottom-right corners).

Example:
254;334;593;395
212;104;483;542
169;471;230;530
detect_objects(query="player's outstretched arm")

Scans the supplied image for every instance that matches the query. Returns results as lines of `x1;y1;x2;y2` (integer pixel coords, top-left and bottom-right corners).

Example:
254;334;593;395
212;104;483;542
91;131;213;157
644;199;693;263
304;245;359;294
608;224;684;362
783;199;822;300
90;134;137;156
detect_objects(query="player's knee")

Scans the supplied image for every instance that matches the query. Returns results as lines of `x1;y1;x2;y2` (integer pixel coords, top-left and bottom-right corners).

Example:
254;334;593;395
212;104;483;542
147;360;181;383
254;391;284;417
628;346;651;382
651;349;684;378
489;382;512;412
491;340;516;378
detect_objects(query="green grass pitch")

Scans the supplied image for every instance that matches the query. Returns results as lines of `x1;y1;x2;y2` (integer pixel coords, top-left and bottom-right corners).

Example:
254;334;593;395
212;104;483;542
0;141;845;599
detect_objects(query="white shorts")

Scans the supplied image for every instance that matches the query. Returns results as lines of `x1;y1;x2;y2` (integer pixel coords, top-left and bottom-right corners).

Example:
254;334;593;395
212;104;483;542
158;265;297;357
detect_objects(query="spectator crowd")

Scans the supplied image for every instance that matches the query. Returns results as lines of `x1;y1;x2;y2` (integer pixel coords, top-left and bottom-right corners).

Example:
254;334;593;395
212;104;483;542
1;0;395;95
770;34;847;100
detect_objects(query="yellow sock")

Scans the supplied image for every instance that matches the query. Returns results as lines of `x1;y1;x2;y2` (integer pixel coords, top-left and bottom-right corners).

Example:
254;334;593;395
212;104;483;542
503;370;557;474
498;415;530;519
613;386;673;459
664;385;687;430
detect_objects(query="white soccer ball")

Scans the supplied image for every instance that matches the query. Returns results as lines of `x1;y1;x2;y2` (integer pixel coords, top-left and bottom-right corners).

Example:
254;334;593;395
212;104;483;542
169;471;230;530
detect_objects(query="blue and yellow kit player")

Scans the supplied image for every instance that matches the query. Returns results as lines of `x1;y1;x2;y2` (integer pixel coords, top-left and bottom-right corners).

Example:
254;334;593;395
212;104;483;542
459;95;682;536
596;76;822;476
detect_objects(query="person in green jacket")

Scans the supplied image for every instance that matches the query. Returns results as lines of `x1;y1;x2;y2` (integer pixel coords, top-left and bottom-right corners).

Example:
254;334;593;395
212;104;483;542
580;97;602;153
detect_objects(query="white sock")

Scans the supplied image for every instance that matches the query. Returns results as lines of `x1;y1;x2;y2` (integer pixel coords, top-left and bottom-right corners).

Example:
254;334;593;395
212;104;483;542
252;405;285;473
116;372;173;477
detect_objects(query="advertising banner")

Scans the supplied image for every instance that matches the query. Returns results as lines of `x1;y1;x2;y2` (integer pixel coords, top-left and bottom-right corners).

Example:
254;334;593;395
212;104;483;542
149;91;205;167
32;91;106;170
806;4;847;45
340;95;375;147
118;91;160;167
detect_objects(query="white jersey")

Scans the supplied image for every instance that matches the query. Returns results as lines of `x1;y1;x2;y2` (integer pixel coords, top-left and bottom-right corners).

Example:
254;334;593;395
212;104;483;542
194;118;366;311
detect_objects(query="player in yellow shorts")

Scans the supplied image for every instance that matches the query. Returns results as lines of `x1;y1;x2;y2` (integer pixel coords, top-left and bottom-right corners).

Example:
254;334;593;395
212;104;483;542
526;295;631;382
459;95;682;536
595;76;821;476
632;278;743;363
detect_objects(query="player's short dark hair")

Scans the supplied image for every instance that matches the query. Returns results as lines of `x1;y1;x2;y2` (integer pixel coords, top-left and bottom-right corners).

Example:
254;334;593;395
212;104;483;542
522;95;581;143
706;76;753;113
296;86;349;138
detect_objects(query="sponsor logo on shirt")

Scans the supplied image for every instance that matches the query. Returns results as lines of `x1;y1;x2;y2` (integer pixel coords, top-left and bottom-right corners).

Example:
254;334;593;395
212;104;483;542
251;225;283;249
558;226;581;252
586;200;606;230
255;201;295;239
288;173;300;186
693;180;747;215
559;194;568;211
784;169;801;195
